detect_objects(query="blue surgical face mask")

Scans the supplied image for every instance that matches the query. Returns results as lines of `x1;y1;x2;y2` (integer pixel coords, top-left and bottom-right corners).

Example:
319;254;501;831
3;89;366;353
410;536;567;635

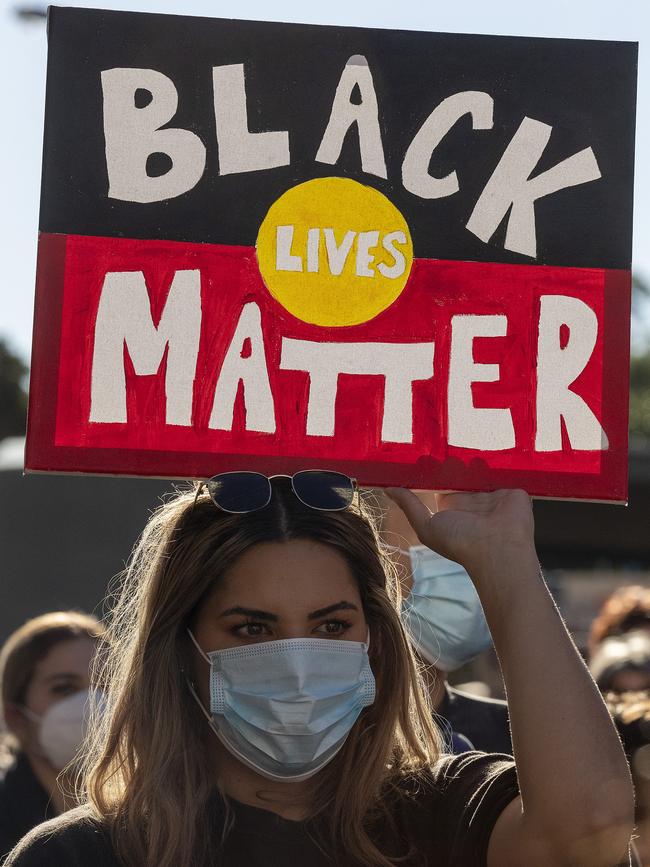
187;630;375;782
401;545;492;671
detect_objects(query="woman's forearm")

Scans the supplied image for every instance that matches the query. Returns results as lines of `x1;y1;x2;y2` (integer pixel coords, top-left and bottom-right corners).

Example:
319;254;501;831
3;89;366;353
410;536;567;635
386;486;635;864
473;545;634;863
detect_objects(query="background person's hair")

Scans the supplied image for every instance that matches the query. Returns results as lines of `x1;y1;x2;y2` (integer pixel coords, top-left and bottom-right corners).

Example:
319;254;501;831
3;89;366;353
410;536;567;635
0;610;105;762
604;690;650;759
82;481;442;867
589;585;650;657
603;690;650;838
589;630;650;692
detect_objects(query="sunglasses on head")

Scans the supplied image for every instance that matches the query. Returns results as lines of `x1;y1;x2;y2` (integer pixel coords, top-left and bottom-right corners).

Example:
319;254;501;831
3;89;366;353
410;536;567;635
196;470;358;514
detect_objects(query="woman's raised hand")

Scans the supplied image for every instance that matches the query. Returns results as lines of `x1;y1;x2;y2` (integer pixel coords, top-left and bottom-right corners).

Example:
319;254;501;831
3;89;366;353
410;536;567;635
385;488;535;579
388;485;635;866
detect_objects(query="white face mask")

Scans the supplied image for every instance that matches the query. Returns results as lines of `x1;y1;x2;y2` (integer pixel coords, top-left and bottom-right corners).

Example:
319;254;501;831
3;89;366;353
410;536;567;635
22;688;103;770
401;545;492;672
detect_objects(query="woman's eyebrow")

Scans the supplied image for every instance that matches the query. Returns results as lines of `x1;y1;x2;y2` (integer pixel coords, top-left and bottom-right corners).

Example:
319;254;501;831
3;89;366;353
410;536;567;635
219;606;279;621
308;601;359;620
43;673;81;683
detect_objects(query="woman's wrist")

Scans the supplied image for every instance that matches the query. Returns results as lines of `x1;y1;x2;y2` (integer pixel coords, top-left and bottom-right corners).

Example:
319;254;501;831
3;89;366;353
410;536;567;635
465;542;541;599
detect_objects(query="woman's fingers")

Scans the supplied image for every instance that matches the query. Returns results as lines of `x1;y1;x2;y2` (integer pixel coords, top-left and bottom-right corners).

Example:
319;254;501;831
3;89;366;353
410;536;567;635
386;487;536;576
385;487;433;541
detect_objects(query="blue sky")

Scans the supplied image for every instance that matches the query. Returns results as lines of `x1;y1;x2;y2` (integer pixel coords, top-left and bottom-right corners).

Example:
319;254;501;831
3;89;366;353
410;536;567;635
1;0;648;361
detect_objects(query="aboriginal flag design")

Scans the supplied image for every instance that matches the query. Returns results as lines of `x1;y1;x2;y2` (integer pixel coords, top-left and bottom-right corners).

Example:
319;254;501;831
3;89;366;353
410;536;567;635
27;7;637;500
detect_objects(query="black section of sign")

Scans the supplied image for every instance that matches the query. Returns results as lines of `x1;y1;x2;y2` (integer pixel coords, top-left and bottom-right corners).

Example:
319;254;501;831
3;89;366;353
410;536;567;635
40;6;637;268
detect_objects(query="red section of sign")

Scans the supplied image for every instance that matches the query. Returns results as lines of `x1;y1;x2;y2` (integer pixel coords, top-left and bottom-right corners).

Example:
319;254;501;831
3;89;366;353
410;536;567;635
26;233;630;501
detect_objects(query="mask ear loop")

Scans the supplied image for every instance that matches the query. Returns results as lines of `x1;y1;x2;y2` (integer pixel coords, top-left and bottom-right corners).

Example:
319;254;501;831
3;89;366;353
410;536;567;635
186;678;215;726
187;628;211;664
17;705;41;725
184;628;215;724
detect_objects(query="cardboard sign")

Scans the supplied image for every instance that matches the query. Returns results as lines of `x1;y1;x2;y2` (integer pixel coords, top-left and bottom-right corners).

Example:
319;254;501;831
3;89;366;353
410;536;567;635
27;7;637;500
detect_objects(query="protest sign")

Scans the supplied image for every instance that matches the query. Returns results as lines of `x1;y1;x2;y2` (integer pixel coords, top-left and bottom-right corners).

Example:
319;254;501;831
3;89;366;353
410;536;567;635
26;7;637;500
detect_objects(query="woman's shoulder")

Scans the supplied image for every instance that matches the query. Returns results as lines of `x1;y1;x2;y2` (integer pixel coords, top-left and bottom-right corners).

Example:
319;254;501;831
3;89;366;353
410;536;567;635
394;754;518;835
396;750;517;797
0;752;35;795
429;750;517;788
5;805;117;867
0;751;56;860
382;752;519;865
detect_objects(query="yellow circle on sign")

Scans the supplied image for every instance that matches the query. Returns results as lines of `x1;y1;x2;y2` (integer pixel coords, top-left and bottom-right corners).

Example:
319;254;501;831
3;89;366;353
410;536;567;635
256;177;413;327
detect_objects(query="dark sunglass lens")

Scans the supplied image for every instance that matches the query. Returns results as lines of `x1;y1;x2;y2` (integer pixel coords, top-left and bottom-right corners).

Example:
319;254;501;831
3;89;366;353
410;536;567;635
206;473;271;513
292;471;354;511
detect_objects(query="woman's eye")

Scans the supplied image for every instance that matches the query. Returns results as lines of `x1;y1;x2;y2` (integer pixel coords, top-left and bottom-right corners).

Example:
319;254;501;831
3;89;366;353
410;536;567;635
51;683;77;697
234;621;270;638
316;620;350;636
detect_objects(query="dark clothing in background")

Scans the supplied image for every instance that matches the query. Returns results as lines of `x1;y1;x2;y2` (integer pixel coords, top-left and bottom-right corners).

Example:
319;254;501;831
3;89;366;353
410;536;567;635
440;685;512;755
0;752;55;864
7;752;519;867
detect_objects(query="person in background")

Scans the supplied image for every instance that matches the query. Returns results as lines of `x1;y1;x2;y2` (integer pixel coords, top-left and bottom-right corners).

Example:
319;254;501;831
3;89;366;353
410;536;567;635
0;611;105;862
380;490;511;754
604;691;650;866
589;586;650;659
5;478;634;867
590;631;650;695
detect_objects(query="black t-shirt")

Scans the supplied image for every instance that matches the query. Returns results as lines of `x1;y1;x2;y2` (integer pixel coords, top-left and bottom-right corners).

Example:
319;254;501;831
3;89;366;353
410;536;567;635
0;752;56;864
439;687;512;755
6;753;519;867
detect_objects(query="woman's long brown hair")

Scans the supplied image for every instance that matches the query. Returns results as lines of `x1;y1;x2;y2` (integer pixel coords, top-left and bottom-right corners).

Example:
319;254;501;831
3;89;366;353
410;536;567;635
82;480;442;867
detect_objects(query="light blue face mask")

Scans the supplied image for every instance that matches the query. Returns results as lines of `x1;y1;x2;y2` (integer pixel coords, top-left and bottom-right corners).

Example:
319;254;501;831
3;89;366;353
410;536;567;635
187;630;375;782
401;546;492;671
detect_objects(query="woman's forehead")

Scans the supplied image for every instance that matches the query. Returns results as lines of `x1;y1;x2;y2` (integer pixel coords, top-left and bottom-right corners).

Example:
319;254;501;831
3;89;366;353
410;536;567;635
33;636;95;680
204;539;362;614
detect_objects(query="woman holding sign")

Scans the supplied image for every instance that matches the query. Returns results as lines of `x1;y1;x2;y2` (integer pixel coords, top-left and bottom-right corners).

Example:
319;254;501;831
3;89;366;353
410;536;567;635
6;474;633;867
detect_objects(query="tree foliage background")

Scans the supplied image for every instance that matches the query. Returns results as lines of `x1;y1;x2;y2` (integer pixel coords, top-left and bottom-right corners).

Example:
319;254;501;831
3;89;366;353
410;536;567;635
630;352;650;438
630;274;650;440
0;339;28;442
